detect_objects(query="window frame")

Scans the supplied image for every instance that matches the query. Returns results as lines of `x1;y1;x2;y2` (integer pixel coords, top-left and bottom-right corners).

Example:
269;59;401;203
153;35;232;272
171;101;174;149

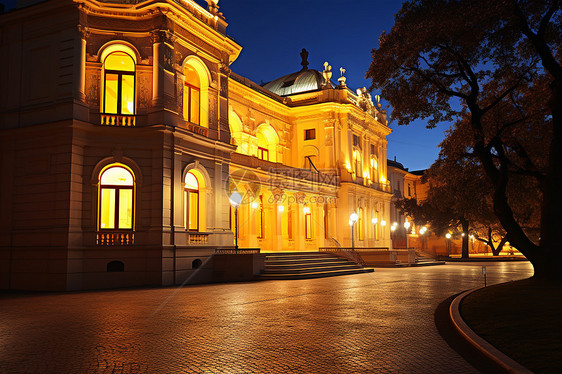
305;209;312;240
98;166;135;231
257;147;269;161
184;82;201;125
102;52;136;115
304;128;316;140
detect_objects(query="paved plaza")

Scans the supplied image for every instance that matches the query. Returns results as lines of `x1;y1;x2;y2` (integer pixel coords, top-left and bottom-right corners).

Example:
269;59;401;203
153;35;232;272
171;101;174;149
0;262;533;373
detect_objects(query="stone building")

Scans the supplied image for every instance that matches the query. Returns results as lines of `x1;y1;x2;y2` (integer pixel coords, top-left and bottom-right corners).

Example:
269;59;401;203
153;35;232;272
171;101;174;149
0;0;392;290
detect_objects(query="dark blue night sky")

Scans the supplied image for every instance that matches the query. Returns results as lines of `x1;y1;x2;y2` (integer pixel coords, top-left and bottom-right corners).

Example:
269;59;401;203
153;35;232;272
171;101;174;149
218;0;449;172
0;0;449;170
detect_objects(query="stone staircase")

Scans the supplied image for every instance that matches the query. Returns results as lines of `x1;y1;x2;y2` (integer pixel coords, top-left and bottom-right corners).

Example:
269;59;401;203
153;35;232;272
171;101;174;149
259;252;374;280
412;252;446;267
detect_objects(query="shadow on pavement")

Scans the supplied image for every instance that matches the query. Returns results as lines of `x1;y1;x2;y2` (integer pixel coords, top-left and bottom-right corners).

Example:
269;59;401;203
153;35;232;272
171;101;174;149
434;293;508;374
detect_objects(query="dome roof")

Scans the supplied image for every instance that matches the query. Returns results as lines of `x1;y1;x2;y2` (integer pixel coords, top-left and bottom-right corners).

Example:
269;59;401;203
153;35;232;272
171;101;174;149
262;69;326;97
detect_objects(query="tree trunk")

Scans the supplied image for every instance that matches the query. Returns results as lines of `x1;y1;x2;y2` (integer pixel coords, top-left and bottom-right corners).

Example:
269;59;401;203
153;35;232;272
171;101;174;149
461;219;469;259
536;79;562;280
491;236;508;256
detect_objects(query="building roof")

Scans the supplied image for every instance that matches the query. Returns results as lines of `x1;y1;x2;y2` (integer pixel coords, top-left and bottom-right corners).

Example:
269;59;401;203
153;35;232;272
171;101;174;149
387;159;408;171
262;69;327;97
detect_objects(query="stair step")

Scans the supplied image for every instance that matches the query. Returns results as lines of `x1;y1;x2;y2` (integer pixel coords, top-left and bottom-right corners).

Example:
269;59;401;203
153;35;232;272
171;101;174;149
259;251;372;280
259;268;374;280
262;264;362;274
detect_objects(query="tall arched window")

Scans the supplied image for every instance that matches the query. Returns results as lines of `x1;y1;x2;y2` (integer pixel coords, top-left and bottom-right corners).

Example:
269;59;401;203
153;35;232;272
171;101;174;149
184;65;200;125
255;124;280;163
183;59;209;128
102;48;136;115
99;165;135;230
184;172;200;231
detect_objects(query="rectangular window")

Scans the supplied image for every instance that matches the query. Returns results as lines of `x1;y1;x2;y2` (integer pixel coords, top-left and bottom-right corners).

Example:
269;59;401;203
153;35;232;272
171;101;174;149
305;211;312;239
257;196;264;239
118;189;133;229
121;75;135;115
370;144;375;154
358;209;364;241
186;190;199;231
100;188;116;229
288;209;293;240
375;211;380;240
190;88;200;125
104;74;119;114
353;134;362;149
324;204;329;239
304;128;316;140
257;147;269;161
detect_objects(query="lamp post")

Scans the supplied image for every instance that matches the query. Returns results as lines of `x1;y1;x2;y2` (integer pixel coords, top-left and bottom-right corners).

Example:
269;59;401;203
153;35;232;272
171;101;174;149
404;221;411;248
229;191;242;251
445;232;452;254
349;211;358;249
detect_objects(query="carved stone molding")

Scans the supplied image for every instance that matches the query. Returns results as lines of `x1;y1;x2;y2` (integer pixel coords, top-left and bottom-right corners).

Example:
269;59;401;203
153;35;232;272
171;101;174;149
77;25;90;39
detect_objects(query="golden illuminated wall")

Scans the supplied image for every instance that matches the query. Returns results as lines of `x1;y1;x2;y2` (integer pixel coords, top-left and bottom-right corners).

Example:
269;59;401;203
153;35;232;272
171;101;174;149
227;77;394;251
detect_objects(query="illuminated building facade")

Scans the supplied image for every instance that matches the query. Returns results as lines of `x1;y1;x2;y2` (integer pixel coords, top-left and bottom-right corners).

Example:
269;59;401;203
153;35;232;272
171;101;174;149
0;0;392;290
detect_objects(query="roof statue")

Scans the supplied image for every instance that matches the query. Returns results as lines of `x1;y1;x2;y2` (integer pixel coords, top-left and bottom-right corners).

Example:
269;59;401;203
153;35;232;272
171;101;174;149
322;62;332;88
300;48;309;70
338;67;347;88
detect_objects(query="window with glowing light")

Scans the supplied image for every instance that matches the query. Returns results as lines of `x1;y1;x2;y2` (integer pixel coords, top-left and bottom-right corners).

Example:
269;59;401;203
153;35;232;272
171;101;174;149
184;172;200;231
358;208;364;240
103;50;135;115
184;65;201;125
99;165;134;230
305;208;312;240
288;208;294;240
257;195;264;238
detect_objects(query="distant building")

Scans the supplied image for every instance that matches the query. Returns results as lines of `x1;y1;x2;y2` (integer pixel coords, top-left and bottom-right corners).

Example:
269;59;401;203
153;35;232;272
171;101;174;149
0;0;394;290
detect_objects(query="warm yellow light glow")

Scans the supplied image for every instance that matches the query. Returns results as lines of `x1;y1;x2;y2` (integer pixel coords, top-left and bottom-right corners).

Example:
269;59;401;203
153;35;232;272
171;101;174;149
380;176;386;183
391;225;396;232
404;221;410;229
372;218;378;224
381;220;387;226
185;172;199;189
278;205;284;213
103;50;135;116
99;165;134;230
303;205;311;214
252;201;259;209
446;233;452;239
349;212;358;223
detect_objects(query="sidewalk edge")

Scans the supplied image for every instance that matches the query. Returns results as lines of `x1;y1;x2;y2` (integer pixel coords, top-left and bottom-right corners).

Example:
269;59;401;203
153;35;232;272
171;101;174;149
449;288;533;374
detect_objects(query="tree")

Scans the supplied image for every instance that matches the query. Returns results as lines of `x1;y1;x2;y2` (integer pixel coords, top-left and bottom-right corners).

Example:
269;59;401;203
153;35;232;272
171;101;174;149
368;0;561;280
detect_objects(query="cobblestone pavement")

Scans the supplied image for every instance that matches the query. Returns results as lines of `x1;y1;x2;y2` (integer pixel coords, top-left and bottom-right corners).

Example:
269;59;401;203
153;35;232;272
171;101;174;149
0;262;533;373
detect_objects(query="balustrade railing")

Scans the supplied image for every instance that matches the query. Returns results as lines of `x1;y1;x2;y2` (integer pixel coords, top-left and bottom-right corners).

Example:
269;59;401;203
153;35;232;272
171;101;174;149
188;232;209;244
101;114;136;127
97;231;135;245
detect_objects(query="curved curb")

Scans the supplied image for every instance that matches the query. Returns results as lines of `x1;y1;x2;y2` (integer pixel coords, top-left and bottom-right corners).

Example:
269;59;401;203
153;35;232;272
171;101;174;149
449;288;533;374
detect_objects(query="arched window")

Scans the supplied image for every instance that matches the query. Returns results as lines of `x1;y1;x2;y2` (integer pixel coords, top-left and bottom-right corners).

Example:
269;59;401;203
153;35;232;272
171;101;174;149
229;110;249;154
99;165;135;230
102;48;136;115
257;132;269;161
184;172;200;231
184;65;200;125
183;59;209;128
255;124;280;163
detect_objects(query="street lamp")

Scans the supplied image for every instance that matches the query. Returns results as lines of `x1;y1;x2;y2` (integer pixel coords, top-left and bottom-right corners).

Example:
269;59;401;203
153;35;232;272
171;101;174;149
445;232;452;254
229;191;242;251
349;211;358;249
